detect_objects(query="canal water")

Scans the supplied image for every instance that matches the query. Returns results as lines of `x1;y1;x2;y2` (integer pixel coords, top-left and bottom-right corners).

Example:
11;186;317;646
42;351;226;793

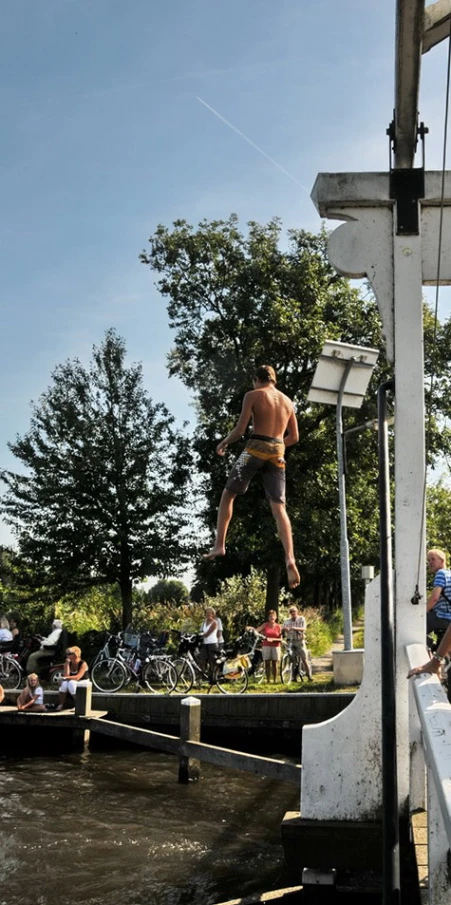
0;748;299;905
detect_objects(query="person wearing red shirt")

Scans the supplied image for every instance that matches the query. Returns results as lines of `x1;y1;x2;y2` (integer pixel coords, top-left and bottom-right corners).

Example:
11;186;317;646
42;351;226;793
248;610;282;684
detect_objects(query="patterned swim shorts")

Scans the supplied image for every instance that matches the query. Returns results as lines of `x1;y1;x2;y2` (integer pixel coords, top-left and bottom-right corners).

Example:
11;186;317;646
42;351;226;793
225;436;286;504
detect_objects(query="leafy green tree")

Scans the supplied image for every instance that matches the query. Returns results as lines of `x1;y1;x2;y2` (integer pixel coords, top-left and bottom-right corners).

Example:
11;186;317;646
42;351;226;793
0;330;192;627
426;480;451;555
141;217;388;607
147;578;190;606
142;216;451;610
202;569;276;639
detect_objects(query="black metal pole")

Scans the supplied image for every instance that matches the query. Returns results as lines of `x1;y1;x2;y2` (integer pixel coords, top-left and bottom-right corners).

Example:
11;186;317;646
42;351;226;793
378;379;400;905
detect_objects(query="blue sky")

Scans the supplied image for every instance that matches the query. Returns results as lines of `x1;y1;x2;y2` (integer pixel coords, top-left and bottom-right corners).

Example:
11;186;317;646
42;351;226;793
0;0;449;554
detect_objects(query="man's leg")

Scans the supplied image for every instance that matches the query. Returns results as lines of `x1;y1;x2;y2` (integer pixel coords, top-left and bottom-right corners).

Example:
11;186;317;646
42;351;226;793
269;501;300;588
203;489;237;560
27;651;52;676
298;643;312;680
26;651;41;675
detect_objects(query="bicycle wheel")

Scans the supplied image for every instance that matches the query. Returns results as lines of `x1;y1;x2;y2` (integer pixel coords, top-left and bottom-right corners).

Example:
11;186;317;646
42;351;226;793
251;659;266;684
0;656;22;690
172;657;195;692
142;657;178;694
49;666;65;687
280;654;293;684
216;663;248;694
91;658;127;693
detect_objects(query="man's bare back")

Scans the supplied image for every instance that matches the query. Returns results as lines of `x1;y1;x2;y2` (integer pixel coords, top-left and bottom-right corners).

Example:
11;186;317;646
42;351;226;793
244;385;297;444
203;365;300;588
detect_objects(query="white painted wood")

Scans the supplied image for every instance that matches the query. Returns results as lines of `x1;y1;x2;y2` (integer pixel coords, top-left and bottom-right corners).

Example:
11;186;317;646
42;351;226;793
311;171;451;215
407;644;451;903
422;208;451;283
409;676;426;812
428;771;451;904
308;169;451;826
300;578;382;820
393;231;426;813
423;1;451;55
326;207;394;359
406;644;451;845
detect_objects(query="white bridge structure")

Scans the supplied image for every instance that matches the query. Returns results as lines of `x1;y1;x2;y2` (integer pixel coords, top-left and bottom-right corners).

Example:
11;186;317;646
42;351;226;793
289;3;451;903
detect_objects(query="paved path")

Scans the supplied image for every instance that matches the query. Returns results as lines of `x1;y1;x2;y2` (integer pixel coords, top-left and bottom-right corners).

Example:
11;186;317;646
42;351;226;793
312;619;364;674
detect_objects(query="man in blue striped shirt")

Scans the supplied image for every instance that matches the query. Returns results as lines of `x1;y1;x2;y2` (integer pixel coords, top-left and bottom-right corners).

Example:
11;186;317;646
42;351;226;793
426;548;451;636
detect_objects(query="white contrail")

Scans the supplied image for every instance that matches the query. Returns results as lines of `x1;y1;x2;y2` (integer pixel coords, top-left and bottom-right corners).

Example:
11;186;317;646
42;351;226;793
196;96;309;192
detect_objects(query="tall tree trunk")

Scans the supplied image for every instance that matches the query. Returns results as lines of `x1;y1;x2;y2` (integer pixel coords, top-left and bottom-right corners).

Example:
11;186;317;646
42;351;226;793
120;579;133;629
265;563;281;615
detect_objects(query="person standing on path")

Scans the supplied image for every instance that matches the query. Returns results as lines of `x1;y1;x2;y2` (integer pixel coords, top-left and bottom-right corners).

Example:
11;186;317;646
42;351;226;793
198;607;219;679
247;610;282;683
203;365;300;588
282;604;312;680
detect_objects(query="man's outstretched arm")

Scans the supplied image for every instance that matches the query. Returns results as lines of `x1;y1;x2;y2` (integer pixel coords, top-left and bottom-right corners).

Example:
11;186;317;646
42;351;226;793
216;392;254;456
407;620;451;677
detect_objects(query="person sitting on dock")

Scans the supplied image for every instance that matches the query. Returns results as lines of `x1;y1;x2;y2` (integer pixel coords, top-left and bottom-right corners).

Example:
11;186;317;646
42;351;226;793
16;674;46;712
56;647;88;711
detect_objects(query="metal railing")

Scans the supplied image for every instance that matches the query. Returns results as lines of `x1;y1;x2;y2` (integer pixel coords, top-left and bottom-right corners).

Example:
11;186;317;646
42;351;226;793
406;642;451;904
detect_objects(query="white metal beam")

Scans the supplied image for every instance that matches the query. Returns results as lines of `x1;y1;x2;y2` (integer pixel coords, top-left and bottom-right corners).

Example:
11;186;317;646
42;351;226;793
394;0;424;168
423;0;451;54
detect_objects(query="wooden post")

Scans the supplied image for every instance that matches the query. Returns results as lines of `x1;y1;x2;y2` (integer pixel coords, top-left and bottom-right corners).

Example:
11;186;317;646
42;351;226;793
178;696;201;783
73;680;92;750
75;680;92;717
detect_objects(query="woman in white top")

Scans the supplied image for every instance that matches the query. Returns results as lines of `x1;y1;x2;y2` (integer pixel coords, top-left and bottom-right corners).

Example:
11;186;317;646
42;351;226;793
0;616;13;642
216;614;224;651
199;607;219;675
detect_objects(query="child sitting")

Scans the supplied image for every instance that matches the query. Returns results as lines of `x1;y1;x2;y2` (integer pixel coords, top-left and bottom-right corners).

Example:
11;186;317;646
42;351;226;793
16;673;46;712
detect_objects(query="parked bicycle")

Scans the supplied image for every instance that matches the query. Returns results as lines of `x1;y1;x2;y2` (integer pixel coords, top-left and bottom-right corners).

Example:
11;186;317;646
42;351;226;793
231;630;265;684
90;631;177;694
170;632;249;694
0;640;66;691
280;639;312;683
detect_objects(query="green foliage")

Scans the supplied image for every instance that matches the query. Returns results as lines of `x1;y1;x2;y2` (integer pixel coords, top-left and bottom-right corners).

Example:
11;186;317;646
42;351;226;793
426;479;451;556
142;217;388;605
129;601;204;648
203;569;279;639
57;585;122;635
0;329;193;628
353;629;365;648
142;216;451;610
146;578;190;607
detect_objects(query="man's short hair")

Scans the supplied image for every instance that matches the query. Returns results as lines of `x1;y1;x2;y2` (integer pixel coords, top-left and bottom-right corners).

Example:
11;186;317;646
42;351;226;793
428;549;447;566
255;365;276;384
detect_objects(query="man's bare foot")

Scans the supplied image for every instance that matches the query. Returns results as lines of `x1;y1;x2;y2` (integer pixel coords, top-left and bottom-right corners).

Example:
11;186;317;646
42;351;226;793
203;546;226;561
286;560;300;588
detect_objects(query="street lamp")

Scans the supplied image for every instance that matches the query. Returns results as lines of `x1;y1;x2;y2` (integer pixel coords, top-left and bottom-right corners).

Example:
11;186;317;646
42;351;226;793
307;340;379;650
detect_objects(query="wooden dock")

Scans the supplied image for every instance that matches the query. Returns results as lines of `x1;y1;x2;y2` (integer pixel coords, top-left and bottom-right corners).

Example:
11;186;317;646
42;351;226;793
0;694;302;785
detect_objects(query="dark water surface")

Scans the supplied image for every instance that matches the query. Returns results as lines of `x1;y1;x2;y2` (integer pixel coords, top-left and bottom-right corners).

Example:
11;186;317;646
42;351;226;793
0;748;298;905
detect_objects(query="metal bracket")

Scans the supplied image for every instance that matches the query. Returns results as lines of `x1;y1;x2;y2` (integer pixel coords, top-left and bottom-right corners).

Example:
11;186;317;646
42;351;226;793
386;116;428;235
389;167;425;235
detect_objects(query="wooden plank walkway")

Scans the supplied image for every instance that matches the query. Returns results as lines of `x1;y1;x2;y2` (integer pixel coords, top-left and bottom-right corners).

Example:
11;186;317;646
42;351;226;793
0;706;301;784
411;810;428;905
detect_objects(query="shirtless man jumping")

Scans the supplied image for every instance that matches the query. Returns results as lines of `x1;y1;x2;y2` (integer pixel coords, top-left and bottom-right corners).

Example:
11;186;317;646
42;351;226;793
203;365;300;588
